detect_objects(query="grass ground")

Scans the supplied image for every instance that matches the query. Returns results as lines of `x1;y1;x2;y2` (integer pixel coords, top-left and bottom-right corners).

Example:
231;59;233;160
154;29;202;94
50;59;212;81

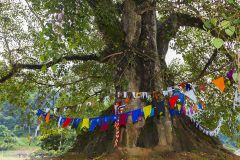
0;137;40;160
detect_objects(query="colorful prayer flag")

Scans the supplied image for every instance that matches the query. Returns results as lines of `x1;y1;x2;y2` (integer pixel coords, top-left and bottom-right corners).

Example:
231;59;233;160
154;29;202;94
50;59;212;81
143;105;152;119
212;77;225;92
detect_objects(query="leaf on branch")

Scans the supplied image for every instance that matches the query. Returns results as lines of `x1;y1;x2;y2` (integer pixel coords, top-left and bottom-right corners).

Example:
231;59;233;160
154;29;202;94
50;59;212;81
225;26;235;37
204;20;212;29
210;18;218;27
233;19;240;25
227;0;235;4
41;65;47;72
51;65;57;72
219;20;231;29
212;38;224;49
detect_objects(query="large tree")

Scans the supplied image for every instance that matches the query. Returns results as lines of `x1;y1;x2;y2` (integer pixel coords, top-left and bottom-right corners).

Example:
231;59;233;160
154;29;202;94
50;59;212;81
0;0;239;158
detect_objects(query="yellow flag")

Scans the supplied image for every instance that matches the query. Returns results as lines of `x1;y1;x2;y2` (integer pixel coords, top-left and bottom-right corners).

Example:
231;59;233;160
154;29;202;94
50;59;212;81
177;104;181;111
81;118;89;129
143;105;152;119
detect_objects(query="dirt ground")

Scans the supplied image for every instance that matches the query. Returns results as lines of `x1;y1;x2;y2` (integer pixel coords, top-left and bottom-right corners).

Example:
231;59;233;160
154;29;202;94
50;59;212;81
0;148;38;160
41;148;240;160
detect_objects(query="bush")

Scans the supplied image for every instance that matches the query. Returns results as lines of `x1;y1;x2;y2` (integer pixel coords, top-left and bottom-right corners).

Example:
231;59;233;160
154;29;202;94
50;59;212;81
0;125;16;151
39;128;76;153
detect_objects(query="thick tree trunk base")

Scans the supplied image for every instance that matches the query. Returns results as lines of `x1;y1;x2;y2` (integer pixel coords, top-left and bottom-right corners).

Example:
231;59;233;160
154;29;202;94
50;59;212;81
70;108;238;159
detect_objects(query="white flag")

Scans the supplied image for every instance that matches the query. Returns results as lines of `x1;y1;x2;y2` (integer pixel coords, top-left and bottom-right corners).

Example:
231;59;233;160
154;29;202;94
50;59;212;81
184;90;197;103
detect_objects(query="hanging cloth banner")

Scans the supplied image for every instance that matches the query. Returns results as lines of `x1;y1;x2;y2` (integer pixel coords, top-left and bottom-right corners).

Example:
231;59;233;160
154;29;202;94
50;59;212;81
169;95;179;108
45;112;51;123
199;84;206;92
143;105;152;119
72;118;81;129
119;113;128;126
90;118;100;132
177;104;181;112
58;116;63;127
132;109;142;123
81;118;90;130
212;77;225;92
179;93;185;106
227;68;235;82
184;90;197;103
62;118;72;128
100;117;109;131
191;117;223;137
186;83;191;91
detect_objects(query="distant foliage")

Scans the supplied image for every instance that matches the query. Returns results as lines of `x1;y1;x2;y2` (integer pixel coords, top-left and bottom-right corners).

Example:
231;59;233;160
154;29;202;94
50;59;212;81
0;125;16;151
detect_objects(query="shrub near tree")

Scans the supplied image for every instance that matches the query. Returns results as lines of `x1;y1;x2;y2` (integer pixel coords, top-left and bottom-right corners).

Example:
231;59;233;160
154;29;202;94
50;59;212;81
0;125;16;151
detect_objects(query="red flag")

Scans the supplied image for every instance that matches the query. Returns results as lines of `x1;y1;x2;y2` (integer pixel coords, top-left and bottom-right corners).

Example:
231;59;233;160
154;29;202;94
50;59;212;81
62;118;72;128
199;84;206;92
169;95;179;108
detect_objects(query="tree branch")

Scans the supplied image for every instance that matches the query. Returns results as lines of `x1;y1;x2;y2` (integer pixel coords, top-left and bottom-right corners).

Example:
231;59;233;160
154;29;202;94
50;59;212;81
161;12;229;42
0;54;99;83
16;54;99;70
0;68;17;83
196;49;218;80
33;76;102;87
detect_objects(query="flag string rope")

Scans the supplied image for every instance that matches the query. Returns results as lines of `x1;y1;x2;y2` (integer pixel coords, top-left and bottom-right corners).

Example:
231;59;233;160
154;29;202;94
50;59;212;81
35;67;237;137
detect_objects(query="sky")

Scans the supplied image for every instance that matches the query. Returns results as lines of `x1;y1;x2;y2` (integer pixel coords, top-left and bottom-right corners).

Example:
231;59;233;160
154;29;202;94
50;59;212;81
165;47;183;65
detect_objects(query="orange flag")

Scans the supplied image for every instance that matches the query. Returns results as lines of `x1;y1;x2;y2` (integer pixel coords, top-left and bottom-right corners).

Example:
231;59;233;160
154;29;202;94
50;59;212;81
45;112;50;123
212;77;225;92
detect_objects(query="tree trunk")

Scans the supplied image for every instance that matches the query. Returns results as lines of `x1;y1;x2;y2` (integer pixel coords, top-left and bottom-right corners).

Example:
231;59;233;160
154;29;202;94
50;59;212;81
70;0;232;158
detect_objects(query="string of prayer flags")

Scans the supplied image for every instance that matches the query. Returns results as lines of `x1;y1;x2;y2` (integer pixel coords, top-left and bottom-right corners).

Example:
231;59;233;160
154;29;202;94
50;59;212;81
81;118;90;130
169;95;179;108
212;77;225;92
184;90;197;103
62;118;72;128
143;105;152;119
191;117;223;137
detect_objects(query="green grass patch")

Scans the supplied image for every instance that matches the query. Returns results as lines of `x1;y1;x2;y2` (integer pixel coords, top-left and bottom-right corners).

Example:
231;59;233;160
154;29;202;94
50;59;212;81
13;137;39;150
